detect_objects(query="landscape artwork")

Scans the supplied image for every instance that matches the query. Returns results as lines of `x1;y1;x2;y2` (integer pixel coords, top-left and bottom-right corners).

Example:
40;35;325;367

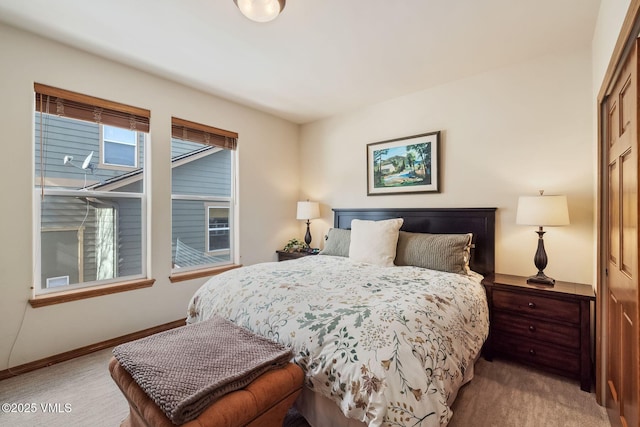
367;131;440;195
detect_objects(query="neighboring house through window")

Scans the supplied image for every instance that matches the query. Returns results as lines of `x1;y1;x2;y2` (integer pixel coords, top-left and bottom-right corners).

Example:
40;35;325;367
171;117;237;271
102;125;138;168
34;83;150;295
207;204;230;253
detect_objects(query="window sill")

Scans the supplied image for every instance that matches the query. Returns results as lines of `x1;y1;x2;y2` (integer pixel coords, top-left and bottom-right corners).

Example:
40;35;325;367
169;264;241;283
29;278;155;308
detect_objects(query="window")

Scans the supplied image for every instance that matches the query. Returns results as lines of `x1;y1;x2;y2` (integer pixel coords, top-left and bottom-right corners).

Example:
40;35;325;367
102;125;138;167
34;83;150;295
171;117;237;272
207;204;230;253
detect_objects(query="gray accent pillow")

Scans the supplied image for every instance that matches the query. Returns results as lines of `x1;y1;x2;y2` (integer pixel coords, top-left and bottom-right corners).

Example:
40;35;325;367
395;231;473;275
318;228;351;257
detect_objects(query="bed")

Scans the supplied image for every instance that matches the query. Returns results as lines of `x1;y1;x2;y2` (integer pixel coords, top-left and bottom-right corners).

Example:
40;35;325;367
186;208;496;427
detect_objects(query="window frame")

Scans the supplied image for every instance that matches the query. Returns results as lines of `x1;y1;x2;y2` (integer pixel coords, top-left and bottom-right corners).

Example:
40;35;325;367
33;83;151;297
169;116;238;276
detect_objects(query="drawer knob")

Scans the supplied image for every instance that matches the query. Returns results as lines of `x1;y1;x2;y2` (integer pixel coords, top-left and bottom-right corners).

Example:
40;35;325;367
529;349;536;356
528;325;536;332
528;302;536;309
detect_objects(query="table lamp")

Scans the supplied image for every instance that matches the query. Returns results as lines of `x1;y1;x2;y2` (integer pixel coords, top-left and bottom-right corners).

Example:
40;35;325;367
296;201;320;247
516;190;570;285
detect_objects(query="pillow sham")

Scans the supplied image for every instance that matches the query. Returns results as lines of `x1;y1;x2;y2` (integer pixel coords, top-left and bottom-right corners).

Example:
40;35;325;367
319;228;351;257
349;218;404;267
395;231;473;275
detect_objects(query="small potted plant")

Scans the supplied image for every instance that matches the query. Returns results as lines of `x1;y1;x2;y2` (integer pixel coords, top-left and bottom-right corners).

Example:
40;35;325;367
283;238;309;253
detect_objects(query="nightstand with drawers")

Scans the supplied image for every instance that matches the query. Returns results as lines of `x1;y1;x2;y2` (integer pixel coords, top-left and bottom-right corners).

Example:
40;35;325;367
275;250;317;262
481;273;595;392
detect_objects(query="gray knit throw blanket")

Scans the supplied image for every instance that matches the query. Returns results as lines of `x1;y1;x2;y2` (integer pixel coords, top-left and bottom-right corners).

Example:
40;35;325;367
113;315;293;425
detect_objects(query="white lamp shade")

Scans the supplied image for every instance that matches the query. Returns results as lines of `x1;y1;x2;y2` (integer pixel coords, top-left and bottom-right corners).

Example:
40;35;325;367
234;0;285;22
296;201;320;220
516;195;570;226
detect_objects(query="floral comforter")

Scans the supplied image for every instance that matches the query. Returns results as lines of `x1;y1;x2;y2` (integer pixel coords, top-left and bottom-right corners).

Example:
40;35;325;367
186;255;489;427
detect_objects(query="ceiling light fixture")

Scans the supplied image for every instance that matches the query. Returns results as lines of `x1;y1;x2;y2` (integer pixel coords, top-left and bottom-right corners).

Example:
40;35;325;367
234;0;285;23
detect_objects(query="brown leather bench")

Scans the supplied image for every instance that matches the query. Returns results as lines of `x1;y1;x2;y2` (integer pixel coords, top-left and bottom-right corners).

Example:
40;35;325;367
109;356;304;427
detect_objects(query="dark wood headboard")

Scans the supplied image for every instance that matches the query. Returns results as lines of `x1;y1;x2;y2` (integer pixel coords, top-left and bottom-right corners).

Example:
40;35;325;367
333;208;496;276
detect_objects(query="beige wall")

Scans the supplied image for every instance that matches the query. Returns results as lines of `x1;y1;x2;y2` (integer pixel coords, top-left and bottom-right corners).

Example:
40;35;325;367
592;0;631;93
0;23;299;369
300;49;595;285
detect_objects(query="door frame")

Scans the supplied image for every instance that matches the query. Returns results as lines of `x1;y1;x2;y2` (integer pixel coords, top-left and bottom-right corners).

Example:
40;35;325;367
597;0;640;405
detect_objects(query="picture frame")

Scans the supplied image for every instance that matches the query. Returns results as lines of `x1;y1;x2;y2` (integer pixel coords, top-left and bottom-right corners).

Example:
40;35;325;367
366;131;440;195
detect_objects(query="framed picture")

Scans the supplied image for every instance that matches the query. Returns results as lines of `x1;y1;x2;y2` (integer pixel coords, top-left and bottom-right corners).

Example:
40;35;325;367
367;131;440;195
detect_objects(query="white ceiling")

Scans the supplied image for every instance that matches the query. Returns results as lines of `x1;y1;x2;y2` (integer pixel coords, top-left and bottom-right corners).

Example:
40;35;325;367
0;0;601;124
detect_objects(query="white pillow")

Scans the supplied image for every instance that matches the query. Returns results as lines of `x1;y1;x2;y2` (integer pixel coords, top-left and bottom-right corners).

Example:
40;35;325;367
349;218;404;267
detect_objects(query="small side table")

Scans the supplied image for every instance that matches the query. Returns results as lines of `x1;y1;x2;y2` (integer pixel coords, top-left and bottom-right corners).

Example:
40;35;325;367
276;250;317;262
482;273;595;392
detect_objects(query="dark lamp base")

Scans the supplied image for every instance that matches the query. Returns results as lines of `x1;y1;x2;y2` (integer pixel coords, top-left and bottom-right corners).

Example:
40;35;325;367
526;272;555;286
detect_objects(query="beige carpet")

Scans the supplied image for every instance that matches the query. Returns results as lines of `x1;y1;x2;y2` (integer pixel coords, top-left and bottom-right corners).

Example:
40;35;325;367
0;348;610;427
0;348;128;427
449;358;610;427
